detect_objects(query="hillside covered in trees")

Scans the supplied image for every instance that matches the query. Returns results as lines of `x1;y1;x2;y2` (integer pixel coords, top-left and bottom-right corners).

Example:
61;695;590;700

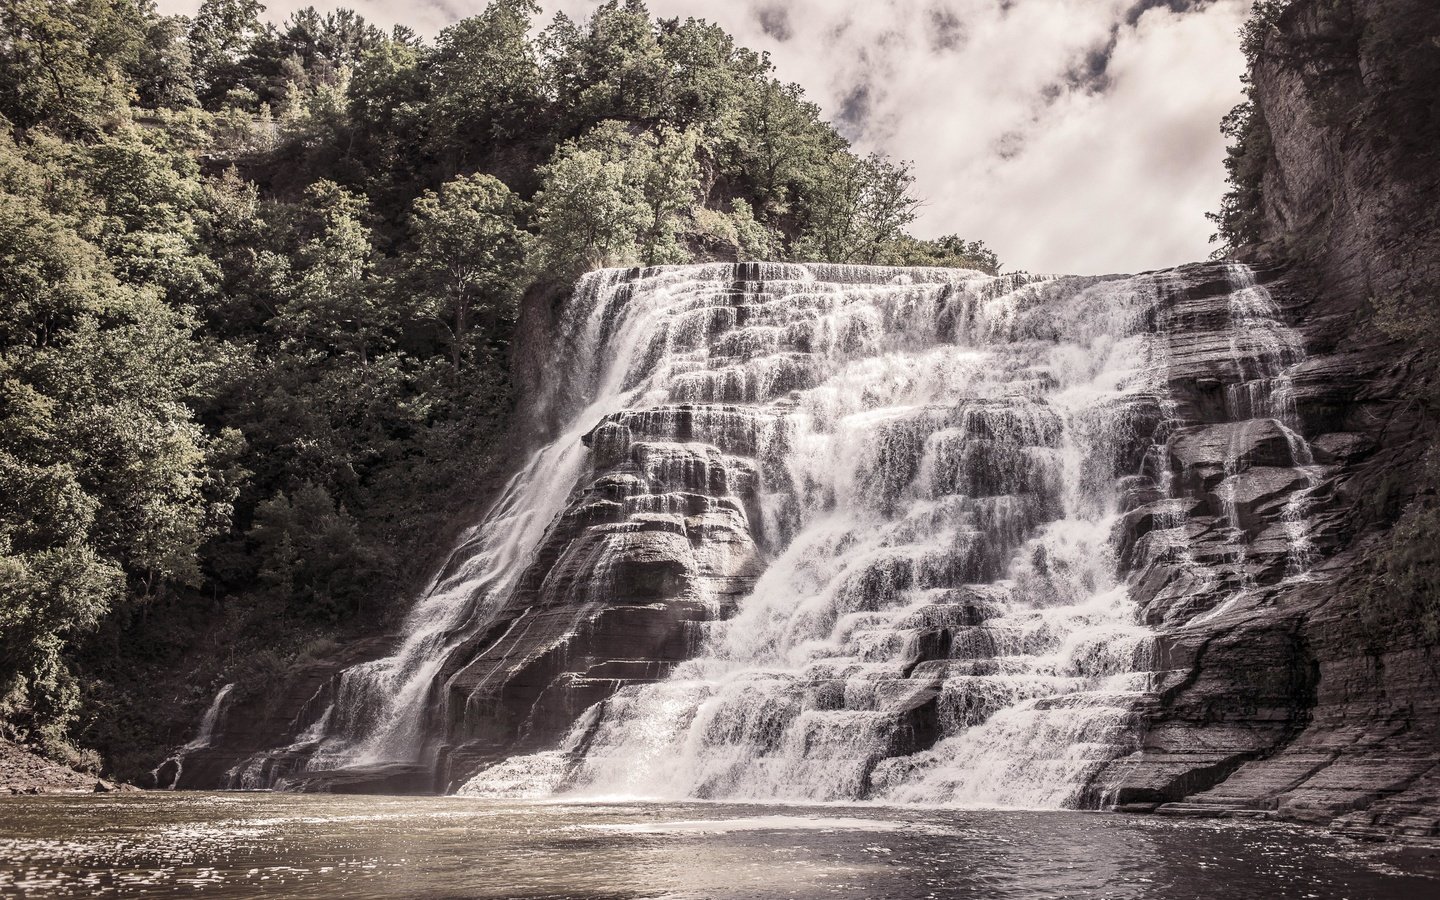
0;0;1001;778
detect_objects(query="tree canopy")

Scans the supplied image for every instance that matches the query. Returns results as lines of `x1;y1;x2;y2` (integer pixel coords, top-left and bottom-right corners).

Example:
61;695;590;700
0;0;999;777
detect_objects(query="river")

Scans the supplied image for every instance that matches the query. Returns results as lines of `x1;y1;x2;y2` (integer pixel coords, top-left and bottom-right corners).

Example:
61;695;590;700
2;794;1436;898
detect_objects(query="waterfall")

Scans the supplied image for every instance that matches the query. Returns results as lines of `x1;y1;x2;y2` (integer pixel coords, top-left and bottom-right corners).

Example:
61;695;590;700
231;260;1325;805
453;263;1171;805
153;683;234;789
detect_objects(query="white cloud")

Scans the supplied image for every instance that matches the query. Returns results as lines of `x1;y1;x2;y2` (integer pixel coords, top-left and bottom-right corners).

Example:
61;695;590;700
154;0;1249;274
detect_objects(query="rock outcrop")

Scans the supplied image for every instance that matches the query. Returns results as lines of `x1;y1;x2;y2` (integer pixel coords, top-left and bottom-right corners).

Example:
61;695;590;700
1;737;133;795
1095;0;1440;841
1095;262;1440;840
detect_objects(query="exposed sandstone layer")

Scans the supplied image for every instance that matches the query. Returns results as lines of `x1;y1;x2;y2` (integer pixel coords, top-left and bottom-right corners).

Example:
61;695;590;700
1094;261;1440;841
1249;0;1440;313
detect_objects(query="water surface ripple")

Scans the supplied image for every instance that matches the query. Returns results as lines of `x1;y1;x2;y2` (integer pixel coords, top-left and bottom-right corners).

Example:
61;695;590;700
2;794;1437;898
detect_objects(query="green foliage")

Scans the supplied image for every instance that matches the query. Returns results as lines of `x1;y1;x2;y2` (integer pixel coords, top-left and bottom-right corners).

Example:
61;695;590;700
1206;98;1273;256
0;0;146;136
403;173;530;366
1361;453;1440;649
427;0;545;173
635;126;702;265
1365;505;1440;646
792;152;921;264
692;199;780;262
0;134;225;754
0;0;1002;775
533;122;649;274
888;234;1002;275
0;545;123;748
249;482;385;622
186;0;265;109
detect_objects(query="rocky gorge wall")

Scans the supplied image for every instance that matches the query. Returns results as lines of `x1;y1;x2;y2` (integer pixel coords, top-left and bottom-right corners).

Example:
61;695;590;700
1092;262;1439;839
1094;0;1440;839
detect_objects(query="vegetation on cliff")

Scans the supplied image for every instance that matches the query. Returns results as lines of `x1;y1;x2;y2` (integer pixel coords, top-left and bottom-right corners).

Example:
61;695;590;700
0;0;999;776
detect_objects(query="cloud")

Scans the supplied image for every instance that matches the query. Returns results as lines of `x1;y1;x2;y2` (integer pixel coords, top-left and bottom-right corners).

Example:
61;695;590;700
753;3;792;42
155;0;1249;274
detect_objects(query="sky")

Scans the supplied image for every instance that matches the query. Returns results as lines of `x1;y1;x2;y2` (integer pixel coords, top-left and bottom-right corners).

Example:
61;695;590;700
155;0;1251;275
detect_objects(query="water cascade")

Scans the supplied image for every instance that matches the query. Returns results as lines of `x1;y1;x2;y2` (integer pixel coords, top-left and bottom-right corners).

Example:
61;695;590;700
153;683;234;788
222;262;1326;806
461;263;1170;805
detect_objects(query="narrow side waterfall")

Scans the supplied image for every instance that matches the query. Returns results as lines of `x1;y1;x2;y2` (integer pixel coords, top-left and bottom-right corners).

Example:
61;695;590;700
219;261;1327;805
153;683;234;788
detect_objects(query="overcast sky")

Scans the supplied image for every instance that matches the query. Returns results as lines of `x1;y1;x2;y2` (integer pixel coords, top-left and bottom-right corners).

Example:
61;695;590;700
156;0;1249;275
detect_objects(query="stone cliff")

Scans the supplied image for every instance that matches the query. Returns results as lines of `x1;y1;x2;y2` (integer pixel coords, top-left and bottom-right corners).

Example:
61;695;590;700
1096;0;1439;838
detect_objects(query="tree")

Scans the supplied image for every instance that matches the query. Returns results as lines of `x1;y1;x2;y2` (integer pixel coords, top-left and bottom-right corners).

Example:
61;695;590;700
426;0;545;174
186;0;264;108
402;173;529;368
132;13;198;110
273;180;387;362
546;0;669;128
728;78;838;216
0;169;227;743
532;123;648;275
79;126;213;299
655;17;766;134
794;152;921;264
890;234;1001;274
248;482;383;622
0;0;146;135
636;125;701;265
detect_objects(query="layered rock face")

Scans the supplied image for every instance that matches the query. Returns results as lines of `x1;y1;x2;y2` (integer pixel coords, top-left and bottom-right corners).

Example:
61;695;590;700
1248;0;1439;313
1090;263;1439;839
1130;0;1440;839
164;255;1436;840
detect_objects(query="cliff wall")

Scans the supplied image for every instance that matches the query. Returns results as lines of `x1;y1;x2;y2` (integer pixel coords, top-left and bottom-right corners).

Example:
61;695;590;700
1097;0;1440;839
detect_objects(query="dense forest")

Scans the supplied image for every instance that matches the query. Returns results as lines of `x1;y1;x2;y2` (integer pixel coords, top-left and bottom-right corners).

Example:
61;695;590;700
0;0;1002;776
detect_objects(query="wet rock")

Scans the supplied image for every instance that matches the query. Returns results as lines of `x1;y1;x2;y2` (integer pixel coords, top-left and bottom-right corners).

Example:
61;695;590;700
1168;420;1298;491
1309;431;1374;464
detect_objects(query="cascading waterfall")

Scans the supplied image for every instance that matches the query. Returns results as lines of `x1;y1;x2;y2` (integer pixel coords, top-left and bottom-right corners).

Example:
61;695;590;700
226;260;1324;806
1206;263;1324;606
154;683;234;788
456;264;1172;806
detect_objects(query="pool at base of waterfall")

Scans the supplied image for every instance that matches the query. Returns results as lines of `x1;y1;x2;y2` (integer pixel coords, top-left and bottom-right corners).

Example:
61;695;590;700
2;795;1436;899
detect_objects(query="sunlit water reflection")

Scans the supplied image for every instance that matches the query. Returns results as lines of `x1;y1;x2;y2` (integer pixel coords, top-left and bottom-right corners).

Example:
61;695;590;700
1;794;1436;898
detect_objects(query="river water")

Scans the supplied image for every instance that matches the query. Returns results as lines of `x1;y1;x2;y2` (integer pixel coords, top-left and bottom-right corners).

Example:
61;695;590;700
1;795;1435;898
